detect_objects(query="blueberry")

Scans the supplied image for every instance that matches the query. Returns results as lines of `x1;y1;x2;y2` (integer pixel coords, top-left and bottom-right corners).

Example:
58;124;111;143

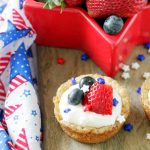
68;88;84;105
79;76;95;88
103;15;124;35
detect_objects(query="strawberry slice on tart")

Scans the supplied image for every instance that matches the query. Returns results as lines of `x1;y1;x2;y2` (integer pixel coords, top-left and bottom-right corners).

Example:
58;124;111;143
83;82;113;115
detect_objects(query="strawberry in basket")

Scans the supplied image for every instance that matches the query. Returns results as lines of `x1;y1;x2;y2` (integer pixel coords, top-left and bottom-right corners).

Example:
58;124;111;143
86;0;148;18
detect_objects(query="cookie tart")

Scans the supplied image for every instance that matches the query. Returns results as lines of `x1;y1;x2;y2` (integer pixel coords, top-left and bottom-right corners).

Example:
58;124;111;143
53;74;130;143
141;77;150;120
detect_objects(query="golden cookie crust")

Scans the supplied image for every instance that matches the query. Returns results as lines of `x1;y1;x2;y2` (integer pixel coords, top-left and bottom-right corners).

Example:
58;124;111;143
141;77;150;120
53;74;130;143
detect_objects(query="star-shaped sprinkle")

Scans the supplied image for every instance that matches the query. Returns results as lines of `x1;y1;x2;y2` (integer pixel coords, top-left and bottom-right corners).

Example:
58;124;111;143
64;108;71;113
121;72;130;80
81;53;89;61
35;136;39;141
146;133;150;140
120;64;130;72
124;123;133;132
81;85;90;93
113;98;119;106
136;87;141;94
144;42;150;49
57;57;65;64
131;62;140;70
143;72;150;79
97;78;105;84
31;110;37;117
117;115;125;123
137;54;145;61
71;77;76;85
23;89;31;97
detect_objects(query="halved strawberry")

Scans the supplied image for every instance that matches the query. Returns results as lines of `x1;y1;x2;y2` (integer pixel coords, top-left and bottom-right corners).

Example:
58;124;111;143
83;82;113;115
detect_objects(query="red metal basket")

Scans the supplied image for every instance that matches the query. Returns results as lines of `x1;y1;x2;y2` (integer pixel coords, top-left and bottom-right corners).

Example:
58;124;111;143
24;0;150;77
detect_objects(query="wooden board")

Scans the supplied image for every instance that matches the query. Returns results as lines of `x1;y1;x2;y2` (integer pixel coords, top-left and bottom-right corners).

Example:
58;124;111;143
37;45;150;150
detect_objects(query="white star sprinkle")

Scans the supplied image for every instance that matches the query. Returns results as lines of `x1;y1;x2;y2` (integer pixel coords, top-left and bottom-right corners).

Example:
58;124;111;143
146;133;150;140
121;72;130;80
131;62;140;70
81;85;90;93
117;115;125;123
143;72;150;79
120;64;130;72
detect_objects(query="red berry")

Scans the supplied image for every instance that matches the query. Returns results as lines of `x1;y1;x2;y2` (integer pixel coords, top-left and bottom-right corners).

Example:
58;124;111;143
57;58;65;64
86;0;148;18
83;82;113;115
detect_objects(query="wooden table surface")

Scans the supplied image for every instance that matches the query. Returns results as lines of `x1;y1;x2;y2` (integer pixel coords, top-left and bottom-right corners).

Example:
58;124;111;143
37;45;150;150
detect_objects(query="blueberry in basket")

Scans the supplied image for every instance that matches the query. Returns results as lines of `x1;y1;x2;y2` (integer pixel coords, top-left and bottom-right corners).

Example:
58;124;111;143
68;88;84;105
103;15;124;35
79;76;95;89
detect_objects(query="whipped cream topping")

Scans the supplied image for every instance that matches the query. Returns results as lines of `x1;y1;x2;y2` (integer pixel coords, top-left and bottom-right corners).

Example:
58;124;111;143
59;79;123;128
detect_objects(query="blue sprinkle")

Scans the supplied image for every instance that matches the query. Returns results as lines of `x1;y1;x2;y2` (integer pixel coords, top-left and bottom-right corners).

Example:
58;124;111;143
137;54;145;61
64;108;71;113
124;123;133;132
113;98;119;106
136;87;141;94
71;77;77;85
144;42;150;49
81;53;89;61
97;78;105;84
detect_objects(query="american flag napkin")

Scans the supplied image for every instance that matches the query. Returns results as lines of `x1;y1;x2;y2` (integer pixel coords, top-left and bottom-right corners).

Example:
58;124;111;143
0;0;41;149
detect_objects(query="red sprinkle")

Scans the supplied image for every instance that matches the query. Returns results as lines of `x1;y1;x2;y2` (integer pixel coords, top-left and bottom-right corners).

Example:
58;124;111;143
57;58;65;64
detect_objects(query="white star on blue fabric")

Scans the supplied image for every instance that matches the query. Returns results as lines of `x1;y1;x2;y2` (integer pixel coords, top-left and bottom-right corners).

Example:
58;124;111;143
23;89;31;97
10;43;33;84
0;27;30;48
31;110;37;117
